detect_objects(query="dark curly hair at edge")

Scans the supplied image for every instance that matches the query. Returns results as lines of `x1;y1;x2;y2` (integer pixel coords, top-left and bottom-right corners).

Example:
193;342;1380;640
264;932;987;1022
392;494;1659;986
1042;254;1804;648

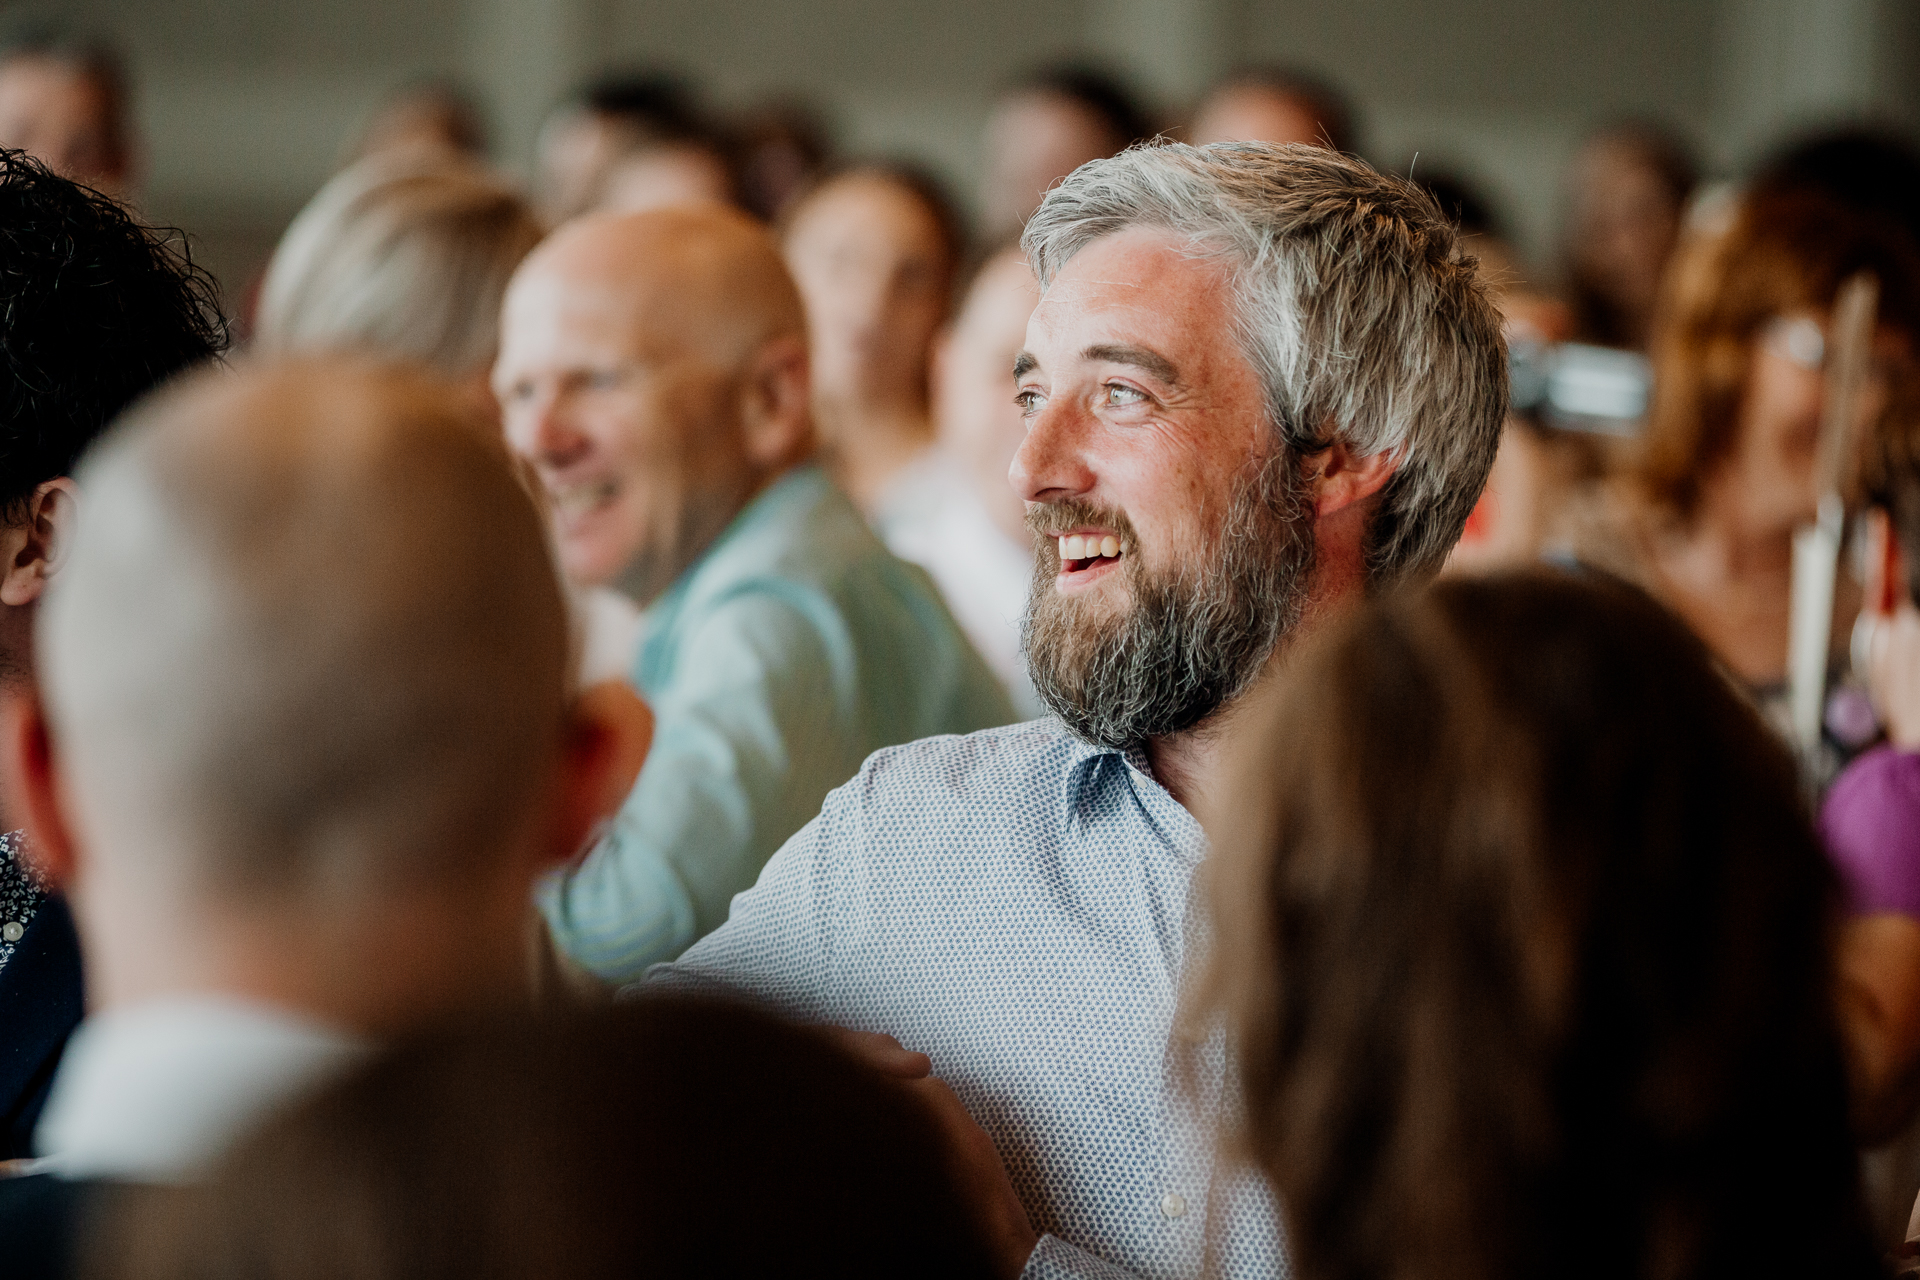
0;147;227;518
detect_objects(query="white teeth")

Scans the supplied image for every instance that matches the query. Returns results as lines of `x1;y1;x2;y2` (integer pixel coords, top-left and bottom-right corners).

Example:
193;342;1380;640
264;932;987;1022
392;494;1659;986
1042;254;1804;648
1057;532;1123;563
552;479;617;517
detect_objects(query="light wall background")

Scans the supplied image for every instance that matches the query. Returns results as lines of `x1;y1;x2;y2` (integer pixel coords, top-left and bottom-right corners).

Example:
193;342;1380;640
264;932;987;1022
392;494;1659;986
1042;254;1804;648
48;0;1920;305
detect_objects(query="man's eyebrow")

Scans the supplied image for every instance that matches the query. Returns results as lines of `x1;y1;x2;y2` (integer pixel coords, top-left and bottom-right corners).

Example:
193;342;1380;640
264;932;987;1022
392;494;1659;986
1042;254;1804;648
1083;343;1181;385
1013;351;1038;379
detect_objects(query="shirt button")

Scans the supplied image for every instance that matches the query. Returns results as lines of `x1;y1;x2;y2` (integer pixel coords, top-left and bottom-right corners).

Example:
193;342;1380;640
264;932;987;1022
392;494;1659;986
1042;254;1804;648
1159;1192;1187;1219
2;921;22;943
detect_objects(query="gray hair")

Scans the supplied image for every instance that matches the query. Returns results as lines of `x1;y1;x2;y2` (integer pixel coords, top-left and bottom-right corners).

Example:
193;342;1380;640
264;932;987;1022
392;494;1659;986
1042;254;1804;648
1022;140;1506;587
256;156;544;377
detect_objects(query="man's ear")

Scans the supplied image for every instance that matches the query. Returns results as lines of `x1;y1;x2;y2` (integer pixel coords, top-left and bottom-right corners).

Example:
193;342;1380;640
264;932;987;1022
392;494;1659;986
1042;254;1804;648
538;680;655;870
1304;440;1397;518
1;478;78;608
1867;508;1906;617
1;689;80;890
739;334;814;469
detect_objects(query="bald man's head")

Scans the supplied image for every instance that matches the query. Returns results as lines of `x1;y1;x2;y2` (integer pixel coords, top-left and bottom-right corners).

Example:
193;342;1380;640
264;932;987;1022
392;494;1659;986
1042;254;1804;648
496;205;814;601
519;205;803;373
40;358;570;901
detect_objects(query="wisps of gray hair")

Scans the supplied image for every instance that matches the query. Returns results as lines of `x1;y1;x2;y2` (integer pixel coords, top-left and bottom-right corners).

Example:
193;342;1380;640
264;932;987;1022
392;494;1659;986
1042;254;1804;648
1021;140;1508;588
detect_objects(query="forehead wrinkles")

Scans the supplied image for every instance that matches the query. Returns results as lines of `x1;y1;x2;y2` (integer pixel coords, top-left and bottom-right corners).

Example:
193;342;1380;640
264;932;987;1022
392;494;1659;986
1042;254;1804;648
1033;236;1240;349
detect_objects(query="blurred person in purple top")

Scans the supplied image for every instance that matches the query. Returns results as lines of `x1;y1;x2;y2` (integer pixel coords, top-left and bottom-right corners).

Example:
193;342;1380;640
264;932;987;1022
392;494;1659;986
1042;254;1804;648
1822;384;1920;1140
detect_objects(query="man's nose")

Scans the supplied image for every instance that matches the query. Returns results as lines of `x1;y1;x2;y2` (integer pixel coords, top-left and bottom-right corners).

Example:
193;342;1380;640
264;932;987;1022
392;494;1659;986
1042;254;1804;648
1009;396;1097;505
512;390;592;469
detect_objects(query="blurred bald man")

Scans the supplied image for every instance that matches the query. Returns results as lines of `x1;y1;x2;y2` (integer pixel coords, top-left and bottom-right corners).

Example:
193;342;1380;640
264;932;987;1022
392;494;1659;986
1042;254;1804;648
496;206;1011;983
0;360;636;1267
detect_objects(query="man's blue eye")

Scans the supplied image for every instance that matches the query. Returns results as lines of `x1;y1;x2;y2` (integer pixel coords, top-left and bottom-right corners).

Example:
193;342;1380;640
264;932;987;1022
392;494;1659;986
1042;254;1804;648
1106;384;1145;405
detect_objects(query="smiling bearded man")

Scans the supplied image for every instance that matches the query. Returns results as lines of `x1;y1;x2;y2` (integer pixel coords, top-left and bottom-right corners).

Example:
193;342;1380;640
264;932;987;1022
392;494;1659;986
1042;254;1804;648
654;142;1508;1280
1024;441;1314;750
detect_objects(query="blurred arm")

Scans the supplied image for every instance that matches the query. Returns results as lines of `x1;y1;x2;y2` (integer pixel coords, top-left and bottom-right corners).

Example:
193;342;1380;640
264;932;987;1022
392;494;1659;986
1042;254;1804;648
1840;911;1920;1139
538;593;859;985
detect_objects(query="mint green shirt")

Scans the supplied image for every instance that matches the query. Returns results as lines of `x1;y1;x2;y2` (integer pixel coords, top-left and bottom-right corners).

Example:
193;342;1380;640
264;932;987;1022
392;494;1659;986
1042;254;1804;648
540;467;1016;982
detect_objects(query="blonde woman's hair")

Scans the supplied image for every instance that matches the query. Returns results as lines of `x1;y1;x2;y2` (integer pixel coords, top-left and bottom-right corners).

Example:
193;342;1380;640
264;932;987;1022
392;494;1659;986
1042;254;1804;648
256;157;545;377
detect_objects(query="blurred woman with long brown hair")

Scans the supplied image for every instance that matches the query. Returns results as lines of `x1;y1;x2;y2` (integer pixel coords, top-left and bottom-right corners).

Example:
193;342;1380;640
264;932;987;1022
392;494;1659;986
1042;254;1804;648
1203;571;1877;1280
1575;189;1920;748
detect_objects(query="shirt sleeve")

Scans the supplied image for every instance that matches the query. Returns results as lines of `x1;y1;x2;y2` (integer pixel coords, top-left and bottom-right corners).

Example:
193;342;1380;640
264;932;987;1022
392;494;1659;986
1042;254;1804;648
539;590;864;984
637;796;845;1022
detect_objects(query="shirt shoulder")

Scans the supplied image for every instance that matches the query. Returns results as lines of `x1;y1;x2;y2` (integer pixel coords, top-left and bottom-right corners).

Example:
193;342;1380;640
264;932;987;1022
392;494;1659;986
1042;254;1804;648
841;718;1085;810
660;471;946;659
686;469;896;604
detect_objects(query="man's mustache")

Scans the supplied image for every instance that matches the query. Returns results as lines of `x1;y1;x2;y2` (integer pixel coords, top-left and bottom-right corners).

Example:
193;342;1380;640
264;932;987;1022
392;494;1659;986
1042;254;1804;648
1024;500;1138;547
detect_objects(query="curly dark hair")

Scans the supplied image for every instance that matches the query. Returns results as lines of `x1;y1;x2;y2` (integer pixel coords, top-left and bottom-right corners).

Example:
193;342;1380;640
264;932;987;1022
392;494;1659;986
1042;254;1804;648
0;148;226;516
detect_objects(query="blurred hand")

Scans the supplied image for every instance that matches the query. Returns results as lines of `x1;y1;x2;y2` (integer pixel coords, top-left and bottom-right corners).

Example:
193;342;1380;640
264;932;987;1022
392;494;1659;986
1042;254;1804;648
827;1027;932;1078
1839;912;1920;1140
828;1026;1038;1279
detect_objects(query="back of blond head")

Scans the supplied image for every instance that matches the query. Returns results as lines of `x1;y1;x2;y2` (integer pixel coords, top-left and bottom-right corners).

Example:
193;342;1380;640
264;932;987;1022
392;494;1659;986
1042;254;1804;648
256;157;545;377
41;358;570;895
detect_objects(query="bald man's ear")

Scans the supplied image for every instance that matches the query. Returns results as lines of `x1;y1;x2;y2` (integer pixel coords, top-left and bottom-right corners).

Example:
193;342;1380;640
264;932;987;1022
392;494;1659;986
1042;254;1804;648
2;689;80;890
0;478;79;609
739;334;814;470
538;680;655;871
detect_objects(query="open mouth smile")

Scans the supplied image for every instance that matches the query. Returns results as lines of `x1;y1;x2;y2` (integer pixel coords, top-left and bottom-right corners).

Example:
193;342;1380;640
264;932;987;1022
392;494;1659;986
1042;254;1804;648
1055;530;1125;583
550;478;619;521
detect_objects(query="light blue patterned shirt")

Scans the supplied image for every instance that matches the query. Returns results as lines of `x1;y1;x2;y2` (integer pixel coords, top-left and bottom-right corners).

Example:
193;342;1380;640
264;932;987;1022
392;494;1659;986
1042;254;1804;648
655;717;1287;1280
541;466;1014;982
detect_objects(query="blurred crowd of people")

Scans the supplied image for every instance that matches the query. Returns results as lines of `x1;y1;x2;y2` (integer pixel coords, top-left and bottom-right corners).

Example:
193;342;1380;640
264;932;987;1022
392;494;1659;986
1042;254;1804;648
6;13;1920;1280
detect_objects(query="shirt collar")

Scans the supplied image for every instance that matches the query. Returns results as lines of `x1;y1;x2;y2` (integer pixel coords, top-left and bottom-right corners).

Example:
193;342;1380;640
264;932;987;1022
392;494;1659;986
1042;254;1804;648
1055;727;1208;865
643;467;823;617
33;994;371;1183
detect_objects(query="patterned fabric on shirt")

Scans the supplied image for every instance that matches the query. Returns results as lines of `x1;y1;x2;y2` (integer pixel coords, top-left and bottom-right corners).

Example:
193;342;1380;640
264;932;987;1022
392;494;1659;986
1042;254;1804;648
655;718;1287;1280
0;831;42;976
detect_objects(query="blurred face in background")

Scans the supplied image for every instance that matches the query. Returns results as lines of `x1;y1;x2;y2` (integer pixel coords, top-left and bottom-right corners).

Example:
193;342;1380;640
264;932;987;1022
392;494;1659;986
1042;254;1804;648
933;248;1040;544
785;172;953;416
981;91;1121;237
1711;313;1902;535
598;143;733;216
494;231;762;600
0;55;126;193
1188;86;1320;147
538;109;637;223
1565;137;1686;349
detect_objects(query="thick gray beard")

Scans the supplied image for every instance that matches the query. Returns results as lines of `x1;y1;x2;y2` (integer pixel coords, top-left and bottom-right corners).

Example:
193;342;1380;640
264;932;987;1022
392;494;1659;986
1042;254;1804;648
1021;447;1316;751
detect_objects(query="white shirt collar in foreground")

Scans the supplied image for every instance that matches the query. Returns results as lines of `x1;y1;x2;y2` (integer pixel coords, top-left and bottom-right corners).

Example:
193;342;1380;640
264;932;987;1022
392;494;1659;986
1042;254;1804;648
33;994;371;1183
